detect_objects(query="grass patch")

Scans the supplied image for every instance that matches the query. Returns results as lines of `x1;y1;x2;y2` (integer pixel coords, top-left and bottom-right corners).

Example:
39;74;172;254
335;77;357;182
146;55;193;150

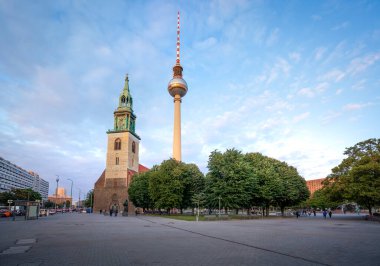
146;214;293;221
148;214;206;221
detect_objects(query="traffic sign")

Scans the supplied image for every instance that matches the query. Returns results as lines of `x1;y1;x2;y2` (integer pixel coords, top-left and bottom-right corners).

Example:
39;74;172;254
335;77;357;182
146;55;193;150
7;200;13;203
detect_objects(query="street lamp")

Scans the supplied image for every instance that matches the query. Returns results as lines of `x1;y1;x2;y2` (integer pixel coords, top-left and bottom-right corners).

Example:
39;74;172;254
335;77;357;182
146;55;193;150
78;188;81;209
55;175;59;211
218;196;221;219
67;178;73;210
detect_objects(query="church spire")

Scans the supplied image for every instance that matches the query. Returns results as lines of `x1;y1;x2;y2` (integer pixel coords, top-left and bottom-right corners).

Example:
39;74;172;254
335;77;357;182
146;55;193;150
118;73;133;110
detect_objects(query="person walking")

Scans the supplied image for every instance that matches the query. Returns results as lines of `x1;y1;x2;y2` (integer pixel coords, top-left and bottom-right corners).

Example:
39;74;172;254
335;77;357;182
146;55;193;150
295;210;300;219
109;207;113;217
323;210;327;219
313;209;316;216
328;210;332;218
115;207;118;217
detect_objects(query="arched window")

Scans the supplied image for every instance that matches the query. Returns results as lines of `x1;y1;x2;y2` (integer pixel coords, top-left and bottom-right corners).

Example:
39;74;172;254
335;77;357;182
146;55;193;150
121;96;126;103
114;138;121;150
132;141;136;153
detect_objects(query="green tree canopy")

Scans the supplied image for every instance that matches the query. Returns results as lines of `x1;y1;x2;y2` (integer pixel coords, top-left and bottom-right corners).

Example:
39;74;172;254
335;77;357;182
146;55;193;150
323;138;380;215
205;149;257;211
84;189;94;208
128;171;153;210
149;159;184;211
245;152;309;216
0;188;42;204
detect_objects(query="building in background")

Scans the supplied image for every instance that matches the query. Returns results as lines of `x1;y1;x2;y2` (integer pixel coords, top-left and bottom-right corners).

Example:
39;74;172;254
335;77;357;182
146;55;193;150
47;187;72;206
306;178;326;196
0;156;49;201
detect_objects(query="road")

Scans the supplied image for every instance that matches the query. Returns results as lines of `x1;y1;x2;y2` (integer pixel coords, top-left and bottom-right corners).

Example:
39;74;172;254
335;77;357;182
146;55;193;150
0;213;379;265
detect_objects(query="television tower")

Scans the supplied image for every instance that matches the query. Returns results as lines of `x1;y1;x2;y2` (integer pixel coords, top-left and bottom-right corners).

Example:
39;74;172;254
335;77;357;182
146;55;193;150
168;11;188;161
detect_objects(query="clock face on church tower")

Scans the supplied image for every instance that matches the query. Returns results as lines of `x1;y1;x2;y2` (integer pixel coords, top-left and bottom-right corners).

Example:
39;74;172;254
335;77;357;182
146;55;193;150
118;117;125;129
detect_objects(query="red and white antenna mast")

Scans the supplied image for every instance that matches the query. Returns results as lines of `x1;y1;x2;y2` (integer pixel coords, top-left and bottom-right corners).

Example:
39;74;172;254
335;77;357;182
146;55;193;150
176;11;181;65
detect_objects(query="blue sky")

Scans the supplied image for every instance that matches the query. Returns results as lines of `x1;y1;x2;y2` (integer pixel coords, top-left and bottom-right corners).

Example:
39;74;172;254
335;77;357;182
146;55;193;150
1;0;379;198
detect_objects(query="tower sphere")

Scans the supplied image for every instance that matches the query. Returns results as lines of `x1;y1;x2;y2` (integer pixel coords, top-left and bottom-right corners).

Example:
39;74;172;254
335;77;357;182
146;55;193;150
168;77;188;98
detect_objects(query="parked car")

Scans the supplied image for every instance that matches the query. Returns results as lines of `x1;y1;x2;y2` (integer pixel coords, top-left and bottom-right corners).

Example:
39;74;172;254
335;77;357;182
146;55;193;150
0;209;11;217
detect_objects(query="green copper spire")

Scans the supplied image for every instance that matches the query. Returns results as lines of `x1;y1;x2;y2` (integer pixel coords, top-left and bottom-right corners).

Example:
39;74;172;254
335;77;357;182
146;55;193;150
107;74;140;139
118;74;133;111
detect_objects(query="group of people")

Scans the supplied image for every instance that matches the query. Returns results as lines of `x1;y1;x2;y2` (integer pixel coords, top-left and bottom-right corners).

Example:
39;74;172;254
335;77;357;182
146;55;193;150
98;205;119;216
322;209;333;219
295;209;333;219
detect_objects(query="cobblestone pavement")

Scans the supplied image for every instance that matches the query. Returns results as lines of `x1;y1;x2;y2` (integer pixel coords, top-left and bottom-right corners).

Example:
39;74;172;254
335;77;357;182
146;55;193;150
0;213;379;266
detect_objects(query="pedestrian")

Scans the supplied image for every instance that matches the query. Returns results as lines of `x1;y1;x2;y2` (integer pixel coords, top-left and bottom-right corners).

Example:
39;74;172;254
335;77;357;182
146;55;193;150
313;209;316;216
328;210;332;218
295;210;300;219
323;210;327;219
115;209;118;217
100;209;102;214
109;207;113;217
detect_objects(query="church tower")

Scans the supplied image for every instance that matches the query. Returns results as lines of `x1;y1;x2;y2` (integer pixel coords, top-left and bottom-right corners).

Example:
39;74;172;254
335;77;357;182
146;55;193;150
93;75;144;214
106;74;140;176
168;11;188;161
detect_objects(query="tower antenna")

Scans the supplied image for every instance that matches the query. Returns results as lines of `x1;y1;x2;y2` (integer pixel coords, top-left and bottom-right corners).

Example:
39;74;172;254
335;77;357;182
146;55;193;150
176;11;180;65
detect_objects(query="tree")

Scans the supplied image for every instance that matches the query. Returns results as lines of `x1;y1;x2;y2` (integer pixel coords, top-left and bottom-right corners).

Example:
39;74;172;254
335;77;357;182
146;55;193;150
0;191;14;205
205;149;256;212
44;200;54;208
178;163;205;212
272;163;309;216
84;190;94;208
0;188;42;203
307;189;340;210
245;152;309;216
149;159;184;212
323;138;380;215
128;171;153;211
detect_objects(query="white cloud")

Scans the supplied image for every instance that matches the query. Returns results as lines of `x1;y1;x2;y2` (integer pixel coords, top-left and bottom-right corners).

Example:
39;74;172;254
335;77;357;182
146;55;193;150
298;87;315;98
335;89;343;95
320;69;345;82
289;52;301;62
314;47;327;61
347;52;380;75
293;112;310;123
194;37;217;50
343;102;371;111
331;21;349;31
321;111;342;124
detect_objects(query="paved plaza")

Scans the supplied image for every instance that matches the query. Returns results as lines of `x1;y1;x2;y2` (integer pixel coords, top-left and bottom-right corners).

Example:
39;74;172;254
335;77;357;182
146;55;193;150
0;213;379;266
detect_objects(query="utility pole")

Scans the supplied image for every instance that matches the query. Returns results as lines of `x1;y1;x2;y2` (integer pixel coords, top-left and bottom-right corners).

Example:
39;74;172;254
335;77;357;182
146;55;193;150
67;178;73;210
78;189;81;209
55;175;59;211
218;196;221;219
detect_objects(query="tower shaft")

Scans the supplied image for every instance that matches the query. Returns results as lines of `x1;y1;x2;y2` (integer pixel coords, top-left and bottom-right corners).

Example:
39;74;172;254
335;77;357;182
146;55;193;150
168;11;187;162
173;95;182;161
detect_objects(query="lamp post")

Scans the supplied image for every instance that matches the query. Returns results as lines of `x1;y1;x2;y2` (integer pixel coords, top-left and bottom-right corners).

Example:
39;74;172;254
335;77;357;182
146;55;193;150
55;175;59;211
67;178;73;210
218;196;221;219
78;189;81;209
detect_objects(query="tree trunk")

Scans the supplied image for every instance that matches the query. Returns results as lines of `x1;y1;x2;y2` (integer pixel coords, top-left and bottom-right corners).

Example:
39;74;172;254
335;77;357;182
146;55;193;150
180;208;183;214
235;208;239;215
280;206;285;217
366;203;373;216
247;209;250;215
265;205;269;216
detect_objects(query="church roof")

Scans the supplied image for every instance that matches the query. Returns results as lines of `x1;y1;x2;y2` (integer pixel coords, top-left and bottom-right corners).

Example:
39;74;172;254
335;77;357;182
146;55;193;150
138;164;150;173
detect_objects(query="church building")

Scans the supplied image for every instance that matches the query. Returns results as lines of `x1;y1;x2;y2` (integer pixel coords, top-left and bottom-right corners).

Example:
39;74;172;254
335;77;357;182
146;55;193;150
93;75;149;214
